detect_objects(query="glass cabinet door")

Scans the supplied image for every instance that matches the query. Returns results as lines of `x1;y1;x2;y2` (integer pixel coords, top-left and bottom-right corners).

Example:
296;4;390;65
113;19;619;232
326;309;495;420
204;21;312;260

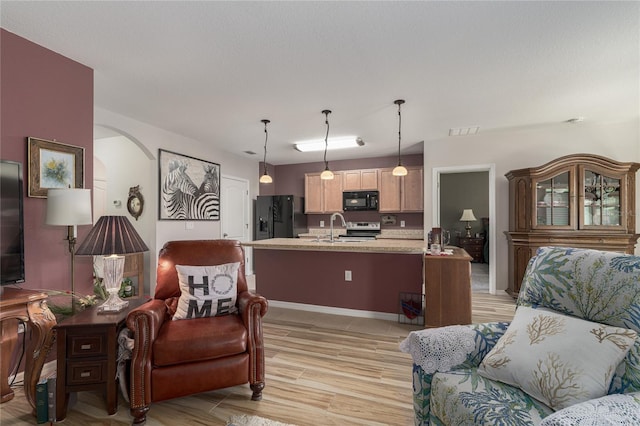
582;169;621;227
534;171;572;228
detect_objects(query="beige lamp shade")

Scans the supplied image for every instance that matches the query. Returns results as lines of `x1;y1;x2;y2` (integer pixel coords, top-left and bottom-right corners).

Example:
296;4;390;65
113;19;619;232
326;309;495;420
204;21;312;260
46;188;92;227
459;209;477;222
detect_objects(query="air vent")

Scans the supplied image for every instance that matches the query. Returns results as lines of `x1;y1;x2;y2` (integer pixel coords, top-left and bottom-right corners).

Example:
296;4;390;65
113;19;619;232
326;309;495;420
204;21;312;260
244;150;257;155
448;126;480;136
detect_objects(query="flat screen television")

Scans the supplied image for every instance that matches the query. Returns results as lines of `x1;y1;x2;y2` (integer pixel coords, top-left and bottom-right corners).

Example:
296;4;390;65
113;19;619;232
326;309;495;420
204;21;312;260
1;160;25;285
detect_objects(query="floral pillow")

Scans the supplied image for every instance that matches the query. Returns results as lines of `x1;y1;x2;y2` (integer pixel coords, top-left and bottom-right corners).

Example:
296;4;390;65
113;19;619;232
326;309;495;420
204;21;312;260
173;263;239;320
477;306;637;411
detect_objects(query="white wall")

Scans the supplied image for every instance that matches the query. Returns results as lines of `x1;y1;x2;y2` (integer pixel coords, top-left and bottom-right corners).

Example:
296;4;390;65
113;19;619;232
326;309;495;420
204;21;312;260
424;118;640;292
95;107;259;293
94;134;154;293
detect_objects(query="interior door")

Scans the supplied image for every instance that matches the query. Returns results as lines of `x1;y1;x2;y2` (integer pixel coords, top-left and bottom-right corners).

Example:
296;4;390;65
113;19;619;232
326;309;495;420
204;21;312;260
221;175;251;271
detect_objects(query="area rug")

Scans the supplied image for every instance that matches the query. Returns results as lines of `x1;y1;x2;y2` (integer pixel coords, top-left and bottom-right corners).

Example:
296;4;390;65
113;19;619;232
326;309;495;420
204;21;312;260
227;414;297;426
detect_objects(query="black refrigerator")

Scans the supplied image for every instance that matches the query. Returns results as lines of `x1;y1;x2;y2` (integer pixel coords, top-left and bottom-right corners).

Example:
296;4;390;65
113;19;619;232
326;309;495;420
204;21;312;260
255;195;307;240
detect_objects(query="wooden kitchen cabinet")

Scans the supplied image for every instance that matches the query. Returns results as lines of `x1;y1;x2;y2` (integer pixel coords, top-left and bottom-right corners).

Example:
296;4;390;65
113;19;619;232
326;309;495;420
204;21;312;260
379;166;423;213
343;169;378;191
505;154;640;297
379;169;401;212
304;172;344;213
401;167;424;212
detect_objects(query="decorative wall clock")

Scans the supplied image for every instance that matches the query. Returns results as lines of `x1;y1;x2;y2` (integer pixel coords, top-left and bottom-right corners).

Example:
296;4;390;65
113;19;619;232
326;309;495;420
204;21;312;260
127;185;144;220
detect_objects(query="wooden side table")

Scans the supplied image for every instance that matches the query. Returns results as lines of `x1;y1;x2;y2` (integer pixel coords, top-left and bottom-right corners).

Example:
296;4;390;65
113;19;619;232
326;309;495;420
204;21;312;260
55;297;148;421
457;236;484;263
0;288;56;410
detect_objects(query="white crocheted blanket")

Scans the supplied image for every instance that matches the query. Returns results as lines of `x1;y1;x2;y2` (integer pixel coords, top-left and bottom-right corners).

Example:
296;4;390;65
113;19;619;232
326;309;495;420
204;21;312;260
399;325;476;374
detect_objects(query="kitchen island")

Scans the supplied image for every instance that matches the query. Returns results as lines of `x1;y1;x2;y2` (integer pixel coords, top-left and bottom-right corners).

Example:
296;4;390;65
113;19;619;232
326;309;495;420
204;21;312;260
244;238;427;317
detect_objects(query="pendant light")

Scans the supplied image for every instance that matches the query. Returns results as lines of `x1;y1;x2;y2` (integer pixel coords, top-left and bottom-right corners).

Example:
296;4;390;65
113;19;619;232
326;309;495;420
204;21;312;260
392;99;408;177
320;109;334;180
259;119;273;184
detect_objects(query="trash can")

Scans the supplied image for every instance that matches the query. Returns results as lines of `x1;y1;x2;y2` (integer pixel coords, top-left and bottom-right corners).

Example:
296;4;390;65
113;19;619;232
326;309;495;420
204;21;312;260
398;292;424;326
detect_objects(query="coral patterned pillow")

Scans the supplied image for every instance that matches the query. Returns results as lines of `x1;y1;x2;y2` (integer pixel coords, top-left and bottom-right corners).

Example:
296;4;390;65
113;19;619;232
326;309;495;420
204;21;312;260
477;306;637;411
173;263;239;320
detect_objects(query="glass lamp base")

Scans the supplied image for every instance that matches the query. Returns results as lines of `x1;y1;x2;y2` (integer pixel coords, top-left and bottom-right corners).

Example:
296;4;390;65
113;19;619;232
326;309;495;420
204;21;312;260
97;292;129;313
98;255;128;313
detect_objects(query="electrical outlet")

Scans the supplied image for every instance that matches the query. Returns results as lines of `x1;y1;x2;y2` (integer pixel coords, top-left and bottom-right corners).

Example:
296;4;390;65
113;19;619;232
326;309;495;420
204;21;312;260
400;220;406;227
185;221;194;230
345;270;352;281
17;323;25;334
320;221;325;228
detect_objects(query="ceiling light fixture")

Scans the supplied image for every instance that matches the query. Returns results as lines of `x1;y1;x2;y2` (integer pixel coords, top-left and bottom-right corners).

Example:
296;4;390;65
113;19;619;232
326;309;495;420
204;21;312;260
320;109;334;180
259;119;273;184
392;99;408;177
294;136;363;152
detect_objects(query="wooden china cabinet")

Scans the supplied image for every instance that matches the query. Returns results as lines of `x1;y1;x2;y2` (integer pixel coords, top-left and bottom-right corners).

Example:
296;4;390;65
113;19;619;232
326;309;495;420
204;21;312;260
505;153;640;297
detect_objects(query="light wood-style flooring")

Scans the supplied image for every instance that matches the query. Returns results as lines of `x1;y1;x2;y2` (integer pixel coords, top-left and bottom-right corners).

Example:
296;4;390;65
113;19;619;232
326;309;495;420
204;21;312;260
0;292;515;426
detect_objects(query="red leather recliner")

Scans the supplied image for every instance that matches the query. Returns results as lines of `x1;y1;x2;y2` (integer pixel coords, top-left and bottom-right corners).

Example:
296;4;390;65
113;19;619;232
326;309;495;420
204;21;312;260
126;240;268;424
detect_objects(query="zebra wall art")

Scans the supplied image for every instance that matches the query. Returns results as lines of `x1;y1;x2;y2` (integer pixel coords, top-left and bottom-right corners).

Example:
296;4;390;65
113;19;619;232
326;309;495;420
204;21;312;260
158;149;221;220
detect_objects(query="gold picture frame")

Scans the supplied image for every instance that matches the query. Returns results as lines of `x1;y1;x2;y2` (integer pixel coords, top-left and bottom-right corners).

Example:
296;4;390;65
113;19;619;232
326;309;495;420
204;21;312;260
28;137;84;198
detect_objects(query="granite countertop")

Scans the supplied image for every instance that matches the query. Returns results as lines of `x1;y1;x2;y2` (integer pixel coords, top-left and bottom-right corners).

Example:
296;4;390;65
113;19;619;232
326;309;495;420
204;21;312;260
243;237;427;254
299;228;424;240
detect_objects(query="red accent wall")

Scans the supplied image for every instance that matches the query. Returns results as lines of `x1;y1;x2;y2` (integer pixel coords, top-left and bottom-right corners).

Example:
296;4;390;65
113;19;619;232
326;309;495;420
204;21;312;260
254;249;423;313
1;29;94;295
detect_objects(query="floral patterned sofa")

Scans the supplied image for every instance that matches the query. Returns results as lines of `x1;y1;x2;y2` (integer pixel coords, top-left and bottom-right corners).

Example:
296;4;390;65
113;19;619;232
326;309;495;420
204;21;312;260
401;246;640;425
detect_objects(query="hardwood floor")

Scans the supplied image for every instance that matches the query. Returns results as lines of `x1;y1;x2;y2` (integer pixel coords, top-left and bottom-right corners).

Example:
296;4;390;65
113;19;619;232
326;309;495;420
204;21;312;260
0;293;515;426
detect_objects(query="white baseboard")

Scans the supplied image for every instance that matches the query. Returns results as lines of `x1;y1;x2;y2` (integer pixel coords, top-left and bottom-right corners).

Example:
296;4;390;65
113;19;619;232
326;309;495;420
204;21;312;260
267;300;398;321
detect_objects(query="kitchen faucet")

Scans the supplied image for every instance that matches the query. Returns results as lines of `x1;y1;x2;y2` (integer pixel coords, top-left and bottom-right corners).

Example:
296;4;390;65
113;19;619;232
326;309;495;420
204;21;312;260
330;212;347;243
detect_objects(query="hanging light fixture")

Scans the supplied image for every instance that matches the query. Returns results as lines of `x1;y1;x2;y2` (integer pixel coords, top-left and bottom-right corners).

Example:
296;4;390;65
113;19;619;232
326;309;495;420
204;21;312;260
320;109;334;180
392;99;408;177
259;119;273;184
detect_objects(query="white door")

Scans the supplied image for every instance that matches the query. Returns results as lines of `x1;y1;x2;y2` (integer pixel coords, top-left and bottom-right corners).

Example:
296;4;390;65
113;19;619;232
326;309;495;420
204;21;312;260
221;176;252;271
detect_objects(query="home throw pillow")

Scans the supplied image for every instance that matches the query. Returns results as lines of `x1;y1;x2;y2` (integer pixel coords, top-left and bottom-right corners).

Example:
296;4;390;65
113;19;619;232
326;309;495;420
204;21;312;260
173;263;239;320
477;306;637;411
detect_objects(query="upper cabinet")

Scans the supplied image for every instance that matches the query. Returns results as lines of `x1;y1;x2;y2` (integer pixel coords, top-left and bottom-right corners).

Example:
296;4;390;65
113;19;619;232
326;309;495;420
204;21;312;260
505;154;640;297
379;166;423;213
304;172;344;214
304;166;423;214
343;169;378;191
507;154;638;233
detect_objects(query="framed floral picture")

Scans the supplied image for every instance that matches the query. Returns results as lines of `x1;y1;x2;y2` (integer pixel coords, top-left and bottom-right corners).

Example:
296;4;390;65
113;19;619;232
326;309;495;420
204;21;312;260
28;137;84;198
158;149;221;220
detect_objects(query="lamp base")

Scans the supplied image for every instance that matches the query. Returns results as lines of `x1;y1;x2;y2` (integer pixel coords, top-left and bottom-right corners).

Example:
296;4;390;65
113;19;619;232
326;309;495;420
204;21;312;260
97;290;129;313
465;223;472;238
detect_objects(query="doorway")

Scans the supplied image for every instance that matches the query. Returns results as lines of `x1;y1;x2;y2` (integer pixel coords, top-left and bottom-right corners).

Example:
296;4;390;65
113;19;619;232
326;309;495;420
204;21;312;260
93;125;155;293
432;164;496;294
221;175;251;273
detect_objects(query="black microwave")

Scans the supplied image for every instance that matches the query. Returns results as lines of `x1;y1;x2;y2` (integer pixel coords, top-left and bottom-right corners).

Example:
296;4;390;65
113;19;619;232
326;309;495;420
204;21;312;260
343;191;379;211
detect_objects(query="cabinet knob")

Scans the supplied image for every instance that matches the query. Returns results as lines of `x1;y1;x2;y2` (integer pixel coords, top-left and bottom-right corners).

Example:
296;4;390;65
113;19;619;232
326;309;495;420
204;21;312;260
81;344;92;350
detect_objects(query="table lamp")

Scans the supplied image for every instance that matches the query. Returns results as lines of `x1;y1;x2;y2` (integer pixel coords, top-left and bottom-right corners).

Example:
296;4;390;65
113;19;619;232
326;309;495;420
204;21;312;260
459;209;477;238
75;216;148;313
46;188;93;302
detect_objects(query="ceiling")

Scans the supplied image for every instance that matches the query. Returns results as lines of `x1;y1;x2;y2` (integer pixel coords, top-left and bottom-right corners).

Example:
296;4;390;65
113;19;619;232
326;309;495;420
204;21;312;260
2;1;638;165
